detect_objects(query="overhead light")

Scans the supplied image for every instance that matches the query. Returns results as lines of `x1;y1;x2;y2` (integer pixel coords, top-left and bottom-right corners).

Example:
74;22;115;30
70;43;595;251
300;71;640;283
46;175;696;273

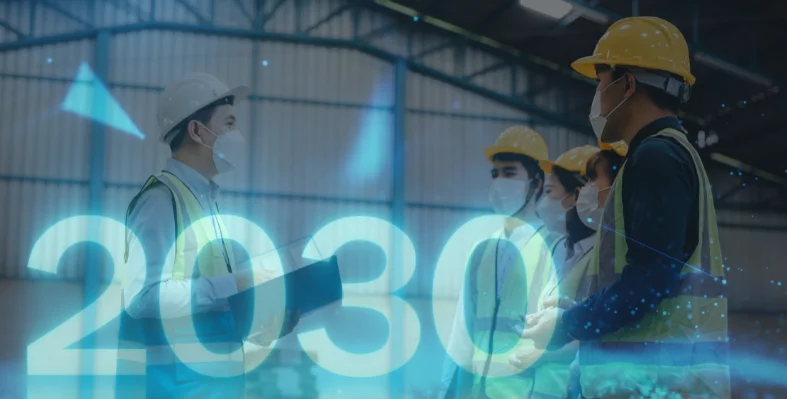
568;1;611;24
520;0;574;19
694;52;773;87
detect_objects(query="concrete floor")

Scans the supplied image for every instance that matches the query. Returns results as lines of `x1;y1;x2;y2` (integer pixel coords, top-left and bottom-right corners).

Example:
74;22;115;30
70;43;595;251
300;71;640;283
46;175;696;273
0;280;785;398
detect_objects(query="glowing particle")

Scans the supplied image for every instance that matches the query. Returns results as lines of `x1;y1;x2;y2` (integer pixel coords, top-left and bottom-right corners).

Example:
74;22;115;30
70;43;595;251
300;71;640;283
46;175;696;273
47;57;52;63
595;328;600;333
413;16;419;21
262;60;269;66
688;314;693;320
743;100;747;105
587;218;592;223
721;314;725;318
722;279;727;285
779;281;783;287
676;305;680;309
714;302;718;307
721;104;725;108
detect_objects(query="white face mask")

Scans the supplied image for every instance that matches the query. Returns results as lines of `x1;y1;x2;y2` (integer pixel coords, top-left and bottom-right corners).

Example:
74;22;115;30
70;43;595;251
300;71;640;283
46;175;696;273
199;124;246;174
489;178;531;216
590;76;629;140
537;194;570;236
576;181;610;231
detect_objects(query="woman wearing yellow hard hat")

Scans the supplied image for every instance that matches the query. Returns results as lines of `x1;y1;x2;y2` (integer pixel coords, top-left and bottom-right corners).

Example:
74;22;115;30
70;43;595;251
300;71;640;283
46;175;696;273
506;144;607;399
439;126;558;399
520;17;730;399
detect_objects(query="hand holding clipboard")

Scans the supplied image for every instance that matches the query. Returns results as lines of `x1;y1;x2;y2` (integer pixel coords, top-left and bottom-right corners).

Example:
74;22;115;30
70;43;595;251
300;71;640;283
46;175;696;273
228;236;343;344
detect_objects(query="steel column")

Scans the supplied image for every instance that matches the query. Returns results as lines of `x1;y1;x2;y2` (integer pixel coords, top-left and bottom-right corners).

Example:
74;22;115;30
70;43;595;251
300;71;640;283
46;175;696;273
80;29;110;399
390;58;407;397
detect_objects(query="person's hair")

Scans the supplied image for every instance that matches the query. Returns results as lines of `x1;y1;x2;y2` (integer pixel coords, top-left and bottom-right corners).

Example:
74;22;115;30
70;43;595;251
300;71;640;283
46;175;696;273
586;149;625;183
492;152;545;202
554;165;593;247
552;165;586;195
611;67;681;114
168;96;235;153
565;205;594;248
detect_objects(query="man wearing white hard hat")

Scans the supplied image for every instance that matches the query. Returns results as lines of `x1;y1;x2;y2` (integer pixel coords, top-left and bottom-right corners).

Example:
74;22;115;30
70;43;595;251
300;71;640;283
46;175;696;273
120;73;295;398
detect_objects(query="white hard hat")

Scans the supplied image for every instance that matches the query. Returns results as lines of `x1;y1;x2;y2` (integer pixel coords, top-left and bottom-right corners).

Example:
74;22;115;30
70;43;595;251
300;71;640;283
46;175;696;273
157;72;249;143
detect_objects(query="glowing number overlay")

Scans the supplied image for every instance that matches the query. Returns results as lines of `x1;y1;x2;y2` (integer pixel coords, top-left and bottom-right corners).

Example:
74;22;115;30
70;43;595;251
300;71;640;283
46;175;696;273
159;215;284;377
433;215;558;377
299;216;421;378
27;216;146;376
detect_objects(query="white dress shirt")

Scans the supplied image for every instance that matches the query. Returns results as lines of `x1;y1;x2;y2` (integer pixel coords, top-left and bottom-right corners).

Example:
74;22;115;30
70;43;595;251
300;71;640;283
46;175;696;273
123;159;240;319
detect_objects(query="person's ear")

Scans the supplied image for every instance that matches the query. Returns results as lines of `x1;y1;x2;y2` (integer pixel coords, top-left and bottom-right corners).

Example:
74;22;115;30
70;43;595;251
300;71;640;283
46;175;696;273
187;120;202;143
623;73;636;99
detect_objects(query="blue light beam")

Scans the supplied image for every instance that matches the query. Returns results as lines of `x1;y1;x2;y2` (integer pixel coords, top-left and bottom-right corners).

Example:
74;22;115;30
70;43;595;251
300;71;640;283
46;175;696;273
343;81;392;184
61;62;144;139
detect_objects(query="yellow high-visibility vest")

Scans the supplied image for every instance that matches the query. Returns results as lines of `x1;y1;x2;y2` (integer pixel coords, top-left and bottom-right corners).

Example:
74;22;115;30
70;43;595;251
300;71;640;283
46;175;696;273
530;247;594;398
579;128;730;399
469;227;554;399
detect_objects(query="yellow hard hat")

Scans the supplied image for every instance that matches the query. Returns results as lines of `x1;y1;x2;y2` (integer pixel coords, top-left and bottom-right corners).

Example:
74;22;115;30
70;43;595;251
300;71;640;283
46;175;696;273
539;145;600;176
598;140;629;157
571;17;695;85
484;126;549;163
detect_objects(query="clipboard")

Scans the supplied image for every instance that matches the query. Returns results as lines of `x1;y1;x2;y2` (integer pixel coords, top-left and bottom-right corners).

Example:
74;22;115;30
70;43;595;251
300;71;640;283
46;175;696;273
228;254;343;341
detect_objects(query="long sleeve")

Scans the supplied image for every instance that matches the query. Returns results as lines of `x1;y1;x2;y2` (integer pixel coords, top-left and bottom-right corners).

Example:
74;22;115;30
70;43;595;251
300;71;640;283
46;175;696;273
559;136;697;343
123;185;239;319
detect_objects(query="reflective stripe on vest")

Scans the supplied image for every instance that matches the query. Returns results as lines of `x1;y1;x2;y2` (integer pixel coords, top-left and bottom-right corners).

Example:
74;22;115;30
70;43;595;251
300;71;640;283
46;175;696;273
470;228;552;398
579;128;730;399
121;172;240;367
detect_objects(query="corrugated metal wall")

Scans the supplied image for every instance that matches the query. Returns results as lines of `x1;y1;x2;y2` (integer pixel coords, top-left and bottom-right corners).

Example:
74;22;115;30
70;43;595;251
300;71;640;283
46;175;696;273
0;0;785;310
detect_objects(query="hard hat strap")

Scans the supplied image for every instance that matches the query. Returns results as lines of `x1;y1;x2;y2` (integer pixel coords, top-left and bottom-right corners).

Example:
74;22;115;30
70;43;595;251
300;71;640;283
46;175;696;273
629;68;692;103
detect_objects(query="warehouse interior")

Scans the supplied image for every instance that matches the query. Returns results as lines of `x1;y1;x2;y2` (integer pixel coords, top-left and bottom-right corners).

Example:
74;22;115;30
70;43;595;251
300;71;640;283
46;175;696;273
0;0;786;398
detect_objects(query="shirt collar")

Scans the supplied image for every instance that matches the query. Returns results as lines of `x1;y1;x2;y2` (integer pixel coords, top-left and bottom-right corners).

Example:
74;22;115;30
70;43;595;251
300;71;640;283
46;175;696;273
507;219;545;247
627;116;683;160
165;158;220;198
573;234;595;258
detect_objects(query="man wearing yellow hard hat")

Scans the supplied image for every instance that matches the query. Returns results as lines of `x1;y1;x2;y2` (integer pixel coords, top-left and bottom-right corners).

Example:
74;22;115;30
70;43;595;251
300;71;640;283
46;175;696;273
439;126;560;399
521;17;729;399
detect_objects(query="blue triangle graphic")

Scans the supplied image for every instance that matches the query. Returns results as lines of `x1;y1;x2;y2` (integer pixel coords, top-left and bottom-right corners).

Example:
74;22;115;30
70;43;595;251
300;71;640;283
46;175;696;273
61;62;145;139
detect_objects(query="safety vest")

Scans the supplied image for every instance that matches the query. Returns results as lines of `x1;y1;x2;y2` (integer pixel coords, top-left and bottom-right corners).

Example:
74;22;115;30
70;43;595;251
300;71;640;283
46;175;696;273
469;226;553;398
579;129;730;398
120;171;243;378
531;247;594;398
